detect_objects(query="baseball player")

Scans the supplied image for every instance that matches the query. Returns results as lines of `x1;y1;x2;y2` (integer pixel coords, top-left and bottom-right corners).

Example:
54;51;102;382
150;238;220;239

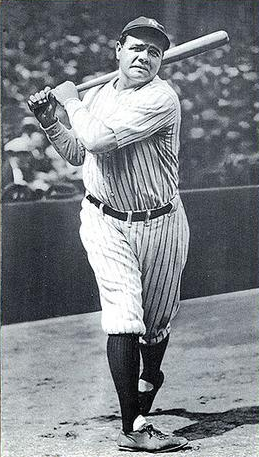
29;17;189;453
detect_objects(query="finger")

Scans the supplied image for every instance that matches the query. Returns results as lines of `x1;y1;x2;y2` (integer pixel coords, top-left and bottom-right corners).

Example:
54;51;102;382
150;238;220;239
39;90;46;99
34;92;43;102
44;87;53;101
33;90;48;103
27;99;42;112
36;90;48;105
29;95;37;103
27;99;36;112
28;93;49;111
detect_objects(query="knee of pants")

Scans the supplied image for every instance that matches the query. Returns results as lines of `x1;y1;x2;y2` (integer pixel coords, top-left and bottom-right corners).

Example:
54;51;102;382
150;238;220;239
102;309;146;335
140;323;171;345
102;316;146;336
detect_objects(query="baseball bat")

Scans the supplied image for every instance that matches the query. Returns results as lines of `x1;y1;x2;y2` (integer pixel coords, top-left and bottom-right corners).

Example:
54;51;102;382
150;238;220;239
28;30;229;111
76;30;229;92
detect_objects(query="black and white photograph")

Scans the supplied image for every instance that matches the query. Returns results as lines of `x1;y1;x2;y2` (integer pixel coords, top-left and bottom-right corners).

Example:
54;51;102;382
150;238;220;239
1;0;259;456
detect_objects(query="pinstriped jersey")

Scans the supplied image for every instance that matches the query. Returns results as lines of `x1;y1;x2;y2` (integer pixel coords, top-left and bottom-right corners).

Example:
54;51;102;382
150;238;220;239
82;75;181;211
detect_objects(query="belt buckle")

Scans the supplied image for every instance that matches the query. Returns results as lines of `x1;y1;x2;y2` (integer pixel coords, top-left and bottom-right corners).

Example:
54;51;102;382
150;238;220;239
127;210;133;227
144;209;151;226
99;202;105;217
167;193;179;217
167;202;174;217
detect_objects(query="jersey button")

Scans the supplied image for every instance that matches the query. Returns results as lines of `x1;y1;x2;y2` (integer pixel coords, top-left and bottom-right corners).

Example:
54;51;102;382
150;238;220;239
110;192;115;197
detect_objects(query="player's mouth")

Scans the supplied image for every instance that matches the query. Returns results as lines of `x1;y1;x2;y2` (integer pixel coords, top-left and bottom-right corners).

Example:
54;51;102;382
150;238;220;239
130;65;149;72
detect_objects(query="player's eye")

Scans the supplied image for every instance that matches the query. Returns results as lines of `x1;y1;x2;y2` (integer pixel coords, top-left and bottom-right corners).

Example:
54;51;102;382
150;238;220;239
132;46;144;52
149;49;160;57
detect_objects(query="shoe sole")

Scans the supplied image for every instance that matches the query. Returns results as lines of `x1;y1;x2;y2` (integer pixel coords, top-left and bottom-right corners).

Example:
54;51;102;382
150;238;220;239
118;442;188;453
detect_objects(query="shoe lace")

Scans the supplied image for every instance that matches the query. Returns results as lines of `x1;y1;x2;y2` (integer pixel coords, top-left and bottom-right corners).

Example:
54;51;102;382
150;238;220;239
144;424;169;440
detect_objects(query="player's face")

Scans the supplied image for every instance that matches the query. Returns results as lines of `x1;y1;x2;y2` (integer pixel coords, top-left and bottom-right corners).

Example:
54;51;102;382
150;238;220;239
116;32;164;90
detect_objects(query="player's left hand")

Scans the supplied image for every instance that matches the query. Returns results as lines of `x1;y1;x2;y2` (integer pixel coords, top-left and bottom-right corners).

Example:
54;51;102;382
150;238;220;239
51;81;79;106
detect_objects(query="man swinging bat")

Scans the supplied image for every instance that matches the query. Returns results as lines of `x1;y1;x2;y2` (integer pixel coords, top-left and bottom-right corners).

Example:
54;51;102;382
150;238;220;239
28;17;228;452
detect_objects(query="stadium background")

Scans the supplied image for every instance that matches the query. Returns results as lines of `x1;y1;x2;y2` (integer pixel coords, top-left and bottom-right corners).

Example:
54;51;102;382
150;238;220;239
1;0;258;324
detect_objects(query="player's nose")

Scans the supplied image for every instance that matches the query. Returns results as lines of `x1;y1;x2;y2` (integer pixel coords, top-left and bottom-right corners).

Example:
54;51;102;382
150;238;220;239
138;49;149;63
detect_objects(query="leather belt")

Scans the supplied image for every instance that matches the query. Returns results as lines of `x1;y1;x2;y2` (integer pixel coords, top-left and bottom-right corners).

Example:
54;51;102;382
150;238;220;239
86;194;178;223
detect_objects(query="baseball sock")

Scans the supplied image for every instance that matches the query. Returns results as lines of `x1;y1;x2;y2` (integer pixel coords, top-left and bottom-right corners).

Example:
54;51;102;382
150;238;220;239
107;334;140;433
139;334;169;386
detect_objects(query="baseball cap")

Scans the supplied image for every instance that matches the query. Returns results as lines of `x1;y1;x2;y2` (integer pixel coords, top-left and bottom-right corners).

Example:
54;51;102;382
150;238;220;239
121;16;170;51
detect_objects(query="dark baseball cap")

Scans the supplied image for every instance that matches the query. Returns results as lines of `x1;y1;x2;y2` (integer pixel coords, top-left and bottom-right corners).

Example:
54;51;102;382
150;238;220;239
121;16;170;51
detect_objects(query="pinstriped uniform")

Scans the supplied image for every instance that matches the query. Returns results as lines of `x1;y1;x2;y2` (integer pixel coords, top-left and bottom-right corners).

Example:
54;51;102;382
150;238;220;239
81;76;179;211
79;76;189;344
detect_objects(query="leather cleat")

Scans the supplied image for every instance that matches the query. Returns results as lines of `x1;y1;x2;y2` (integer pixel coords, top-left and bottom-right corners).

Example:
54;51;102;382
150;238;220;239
117;423;188;453
138;371;164;415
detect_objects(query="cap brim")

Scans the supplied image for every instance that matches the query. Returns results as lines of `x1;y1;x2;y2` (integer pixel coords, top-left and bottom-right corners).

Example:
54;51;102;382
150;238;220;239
122;25;170;50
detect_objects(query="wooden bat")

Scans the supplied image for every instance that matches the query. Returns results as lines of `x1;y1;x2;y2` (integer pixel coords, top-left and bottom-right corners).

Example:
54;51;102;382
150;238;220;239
76;30;229;92
28;30;229;111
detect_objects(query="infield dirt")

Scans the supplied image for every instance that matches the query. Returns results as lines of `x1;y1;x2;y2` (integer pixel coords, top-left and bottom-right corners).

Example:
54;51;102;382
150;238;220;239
1;289;259;457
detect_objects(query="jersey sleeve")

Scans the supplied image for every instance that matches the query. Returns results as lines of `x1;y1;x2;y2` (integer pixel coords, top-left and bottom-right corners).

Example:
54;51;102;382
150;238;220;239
81;84;105;108
43;120;86;166
103;88;177;148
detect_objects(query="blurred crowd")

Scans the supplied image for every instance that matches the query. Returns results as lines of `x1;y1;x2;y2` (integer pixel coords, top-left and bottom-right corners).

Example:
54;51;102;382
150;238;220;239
2;4;259;203
166;43;259;189
2;114;84;202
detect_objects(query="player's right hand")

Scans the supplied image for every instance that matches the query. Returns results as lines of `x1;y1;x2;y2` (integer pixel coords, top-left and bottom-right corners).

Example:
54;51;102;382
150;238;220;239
28;86;57;128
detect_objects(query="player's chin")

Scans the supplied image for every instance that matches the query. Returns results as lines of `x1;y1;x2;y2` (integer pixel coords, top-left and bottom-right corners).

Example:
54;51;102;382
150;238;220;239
130;69;153;84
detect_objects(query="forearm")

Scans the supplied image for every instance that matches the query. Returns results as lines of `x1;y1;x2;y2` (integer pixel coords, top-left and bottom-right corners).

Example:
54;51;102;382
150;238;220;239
43;120;85;166
64;99;117;154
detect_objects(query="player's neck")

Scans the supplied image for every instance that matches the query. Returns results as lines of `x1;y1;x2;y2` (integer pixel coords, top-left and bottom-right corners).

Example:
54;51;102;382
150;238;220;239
115;72;149;92
116;77;137;92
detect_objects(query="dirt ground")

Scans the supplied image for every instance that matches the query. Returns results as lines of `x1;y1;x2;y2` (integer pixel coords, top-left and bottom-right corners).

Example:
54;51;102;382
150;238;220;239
1;289;259;457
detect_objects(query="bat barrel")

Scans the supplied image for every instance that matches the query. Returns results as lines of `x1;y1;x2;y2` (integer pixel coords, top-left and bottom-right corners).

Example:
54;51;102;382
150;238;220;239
77;30;229;93
162;30;229;65
76;31;229;92
28;30;229;111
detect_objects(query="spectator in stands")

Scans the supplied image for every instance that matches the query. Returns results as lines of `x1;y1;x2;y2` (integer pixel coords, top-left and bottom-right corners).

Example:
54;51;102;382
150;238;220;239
4;136;34;186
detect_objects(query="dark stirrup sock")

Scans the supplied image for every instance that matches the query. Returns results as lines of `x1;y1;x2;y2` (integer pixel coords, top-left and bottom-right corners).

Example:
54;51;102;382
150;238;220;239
107;334;140;434
139;334;170;385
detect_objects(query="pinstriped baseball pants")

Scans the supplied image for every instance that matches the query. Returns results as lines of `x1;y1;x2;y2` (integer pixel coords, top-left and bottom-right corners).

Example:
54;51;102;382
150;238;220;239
80;197;189;344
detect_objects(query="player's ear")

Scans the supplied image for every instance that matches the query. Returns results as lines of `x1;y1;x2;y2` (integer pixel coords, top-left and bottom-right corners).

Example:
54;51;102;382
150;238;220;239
116;41;122;61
